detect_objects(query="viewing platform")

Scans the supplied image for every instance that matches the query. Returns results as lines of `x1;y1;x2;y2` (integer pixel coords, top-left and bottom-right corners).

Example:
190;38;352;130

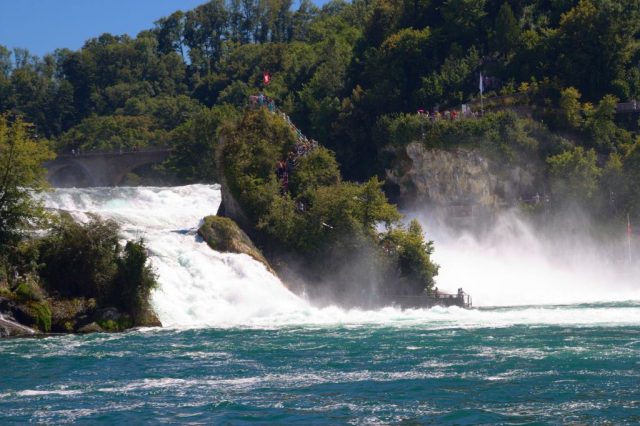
390;289;472;309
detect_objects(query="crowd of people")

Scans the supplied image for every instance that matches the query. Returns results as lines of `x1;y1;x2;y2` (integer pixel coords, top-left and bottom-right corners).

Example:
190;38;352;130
416;106;481;121
248;94;319;194
248;93;276;112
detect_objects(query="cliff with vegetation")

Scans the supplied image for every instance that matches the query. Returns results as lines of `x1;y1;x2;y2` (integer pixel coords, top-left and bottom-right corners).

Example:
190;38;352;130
217;108;439;305
383;111;545;210
379;92;639;225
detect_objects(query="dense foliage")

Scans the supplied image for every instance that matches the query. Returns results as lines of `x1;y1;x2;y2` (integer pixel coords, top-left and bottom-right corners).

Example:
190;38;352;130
2;0;640;215
0;115;54;251
1;214;158;331
221;109;439;296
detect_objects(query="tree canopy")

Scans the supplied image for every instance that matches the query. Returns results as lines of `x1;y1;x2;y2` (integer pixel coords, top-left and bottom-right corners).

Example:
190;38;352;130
0;116;54;251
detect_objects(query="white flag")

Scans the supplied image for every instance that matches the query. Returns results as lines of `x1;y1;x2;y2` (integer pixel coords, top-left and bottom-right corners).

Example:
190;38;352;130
479;73;484;94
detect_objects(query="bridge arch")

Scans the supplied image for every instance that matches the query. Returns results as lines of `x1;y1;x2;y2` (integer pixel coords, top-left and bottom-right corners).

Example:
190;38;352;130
48;162;93;188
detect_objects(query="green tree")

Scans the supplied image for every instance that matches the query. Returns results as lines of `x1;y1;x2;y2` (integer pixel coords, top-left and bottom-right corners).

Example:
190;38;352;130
559;86;583;128
492;2;520;55
0;116;54;251
289;146;340;199
154;11;186;58
364;0;402;47
39;215;121;300
441;0;487;44
112;239;157;322
165;105;239;182
383;219;439;294
184;0;229;73
547;146;601;204
0;45;12;78
583;94;632;152
554;0;640;99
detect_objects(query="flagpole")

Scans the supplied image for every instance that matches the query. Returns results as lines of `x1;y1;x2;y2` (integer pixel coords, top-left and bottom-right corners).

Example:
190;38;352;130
479;73;484;116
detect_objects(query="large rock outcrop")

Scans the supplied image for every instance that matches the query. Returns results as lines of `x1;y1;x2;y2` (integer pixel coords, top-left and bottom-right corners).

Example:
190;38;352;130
198;216;275;274
386;143;543;213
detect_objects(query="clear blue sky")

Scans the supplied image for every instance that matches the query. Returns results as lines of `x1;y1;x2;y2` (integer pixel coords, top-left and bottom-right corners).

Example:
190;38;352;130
0;0;330;58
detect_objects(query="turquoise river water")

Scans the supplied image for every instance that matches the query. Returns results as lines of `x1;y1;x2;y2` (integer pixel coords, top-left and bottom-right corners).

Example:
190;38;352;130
2;308;640;424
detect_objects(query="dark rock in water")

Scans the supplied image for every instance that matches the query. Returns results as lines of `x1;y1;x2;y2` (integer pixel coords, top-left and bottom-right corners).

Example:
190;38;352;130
1;278;160;334
135;308;162;327
198;216;275;275
77;322;104;333
95;307;123;322
50;297;97;333
92;307;132;331
0;313;39;337
90;306;161;330
0;297;40;329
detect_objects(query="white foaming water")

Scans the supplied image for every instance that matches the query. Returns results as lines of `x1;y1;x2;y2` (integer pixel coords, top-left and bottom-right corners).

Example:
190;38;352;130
418;209;640;307
41;185;312;328
41;185;640;328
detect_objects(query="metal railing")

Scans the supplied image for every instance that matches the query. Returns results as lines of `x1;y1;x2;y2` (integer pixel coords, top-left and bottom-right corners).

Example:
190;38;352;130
392;292;472;309
56;146;172;159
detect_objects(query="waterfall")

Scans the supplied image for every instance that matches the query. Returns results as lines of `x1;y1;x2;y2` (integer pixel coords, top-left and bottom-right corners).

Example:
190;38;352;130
40;185;640;329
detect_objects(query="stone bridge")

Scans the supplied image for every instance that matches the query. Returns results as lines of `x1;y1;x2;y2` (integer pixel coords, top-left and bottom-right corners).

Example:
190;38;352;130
44;148;172;187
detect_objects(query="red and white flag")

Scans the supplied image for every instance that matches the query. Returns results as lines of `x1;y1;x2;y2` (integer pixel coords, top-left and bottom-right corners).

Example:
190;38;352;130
263;72;271;85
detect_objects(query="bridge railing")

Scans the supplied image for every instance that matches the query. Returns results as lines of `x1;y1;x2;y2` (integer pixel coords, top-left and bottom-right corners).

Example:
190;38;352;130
56;146;172;159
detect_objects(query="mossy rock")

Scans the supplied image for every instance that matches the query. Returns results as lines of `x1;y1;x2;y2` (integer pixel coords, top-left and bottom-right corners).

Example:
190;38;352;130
49;298;97;333
198;216;275;274
92;307;132;332
97;318;132;332
25;301;52;333
3;289;52;333
14;277;46;303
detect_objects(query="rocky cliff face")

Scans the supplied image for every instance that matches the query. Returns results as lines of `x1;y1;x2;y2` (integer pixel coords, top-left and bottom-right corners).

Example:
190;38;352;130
386;143;543;215
215;137;253;233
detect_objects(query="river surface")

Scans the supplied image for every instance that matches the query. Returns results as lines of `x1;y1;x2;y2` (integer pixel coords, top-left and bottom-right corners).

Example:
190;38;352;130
1;185;639;424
